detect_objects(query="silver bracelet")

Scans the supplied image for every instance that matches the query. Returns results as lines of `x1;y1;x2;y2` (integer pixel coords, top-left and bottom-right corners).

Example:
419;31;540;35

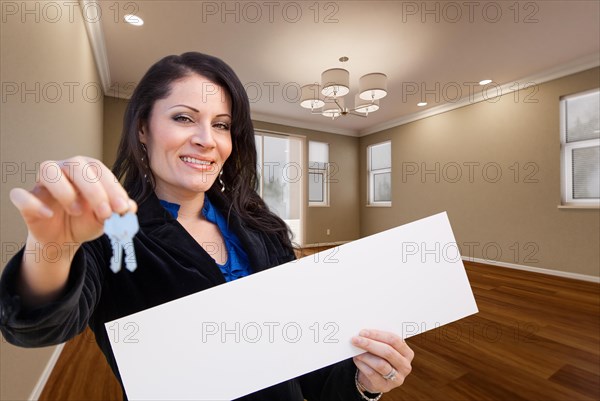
355;369;383;401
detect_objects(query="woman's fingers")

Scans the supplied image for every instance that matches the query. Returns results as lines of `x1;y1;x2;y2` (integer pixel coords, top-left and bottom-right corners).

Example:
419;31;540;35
352;331;405;371
352;329;415;393
103;168;135;214
9;187;54;221
36;160;82;216
9;156;138;253
354;352;406;386
68;158;130;218
128;198;138;214
353;356;386;392
37;157;133;222
355;329;415;362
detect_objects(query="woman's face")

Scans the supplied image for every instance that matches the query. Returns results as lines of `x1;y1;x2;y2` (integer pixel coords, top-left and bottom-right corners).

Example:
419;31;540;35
139;74;233;200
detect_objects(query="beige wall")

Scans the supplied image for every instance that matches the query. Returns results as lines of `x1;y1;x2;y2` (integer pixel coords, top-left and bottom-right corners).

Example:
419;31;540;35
102;100;361;246
360;68;600;277
0;5;103;401
103;96;129;168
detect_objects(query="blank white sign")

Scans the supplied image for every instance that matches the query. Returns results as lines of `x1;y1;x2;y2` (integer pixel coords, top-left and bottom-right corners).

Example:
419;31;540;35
107;212;478;400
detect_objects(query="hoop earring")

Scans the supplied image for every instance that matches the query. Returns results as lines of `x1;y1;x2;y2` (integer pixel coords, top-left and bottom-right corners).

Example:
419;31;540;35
219;170;226;192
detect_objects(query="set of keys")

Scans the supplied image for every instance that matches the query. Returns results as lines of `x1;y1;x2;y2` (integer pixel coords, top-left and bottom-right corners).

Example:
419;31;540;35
104;212;140;273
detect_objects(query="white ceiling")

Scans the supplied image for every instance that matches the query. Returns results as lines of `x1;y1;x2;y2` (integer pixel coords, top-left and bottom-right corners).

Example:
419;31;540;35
94;0;600;136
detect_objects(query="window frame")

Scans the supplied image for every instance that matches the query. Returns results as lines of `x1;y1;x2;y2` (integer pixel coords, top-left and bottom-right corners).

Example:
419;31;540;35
560;88;600;207
308;141;330;207
367;141;392;207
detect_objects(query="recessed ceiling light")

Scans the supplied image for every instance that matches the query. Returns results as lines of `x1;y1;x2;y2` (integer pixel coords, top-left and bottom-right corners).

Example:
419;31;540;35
417;102;427;107
479;79;492;85
124;14;144;26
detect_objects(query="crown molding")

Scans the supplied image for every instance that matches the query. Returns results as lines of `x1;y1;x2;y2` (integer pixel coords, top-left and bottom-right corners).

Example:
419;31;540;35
359;52;600;137
251;112;359;137
80;0;111;94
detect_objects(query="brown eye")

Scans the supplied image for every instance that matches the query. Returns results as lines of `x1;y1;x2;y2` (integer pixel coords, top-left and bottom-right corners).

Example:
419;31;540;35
213;122;230;130
173;115;193;123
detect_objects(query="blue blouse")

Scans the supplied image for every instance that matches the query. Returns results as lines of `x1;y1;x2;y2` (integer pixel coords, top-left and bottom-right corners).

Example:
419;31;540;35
159;197;251;282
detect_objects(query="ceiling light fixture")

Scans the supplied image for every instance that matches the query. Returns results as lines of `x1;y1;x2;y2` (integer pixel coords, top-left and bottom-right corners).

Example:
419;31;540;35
479;79;492;85
417;102;428;107
300;57;387;120
124;14;144;26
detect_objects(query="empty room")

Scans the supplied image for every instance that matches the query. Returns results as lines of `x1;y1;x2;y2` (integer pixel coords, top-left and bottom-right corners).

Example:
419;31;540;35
1;1;598;401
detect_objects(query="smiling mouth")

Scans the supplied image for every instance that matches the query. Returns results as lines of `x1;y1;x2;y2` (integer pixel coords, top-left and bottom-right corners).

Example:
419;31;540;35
180;156;213;166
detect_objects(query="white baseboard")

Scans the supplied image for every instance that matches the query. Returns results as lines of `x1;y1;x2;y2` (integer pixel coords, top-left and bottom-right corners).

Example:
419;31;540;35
302;241;351;248
463;256;600;283
29;343;65;401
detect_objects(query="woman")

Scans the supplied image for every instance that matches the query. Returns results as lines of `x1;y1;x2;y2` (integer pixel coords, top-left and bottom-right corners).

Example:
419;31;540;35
0;52;413;400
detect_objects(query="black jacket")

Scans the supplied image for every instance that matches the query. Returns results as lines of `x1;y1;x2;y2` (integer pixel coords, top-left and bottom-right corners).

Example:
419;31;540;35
0;192;362;401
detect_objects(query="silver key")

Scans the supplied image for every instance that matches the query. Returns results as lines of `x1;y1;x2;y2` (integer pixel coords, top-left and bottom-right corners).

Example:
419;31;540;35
104;212;140;273
108;235;123;273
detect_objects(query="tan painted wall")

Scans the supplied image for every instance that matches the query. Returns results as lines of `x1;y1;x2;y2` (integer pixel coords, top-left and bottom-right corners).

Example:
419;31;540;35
102;100;360;246
360;68;600;277
0;5;103;401
103;96;129;168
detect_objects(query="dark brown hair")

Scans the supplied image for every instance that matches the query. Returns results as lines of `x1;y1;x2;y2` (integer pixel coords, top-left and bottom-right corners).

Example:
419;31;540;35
112;52;292;251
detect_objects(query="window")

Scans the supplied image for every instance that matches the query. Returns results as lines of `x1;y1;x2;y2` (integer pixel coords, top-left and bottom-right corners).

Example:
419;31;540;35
560;89;600;207
308;141;329;206
367;141;392;206
255;132;304;244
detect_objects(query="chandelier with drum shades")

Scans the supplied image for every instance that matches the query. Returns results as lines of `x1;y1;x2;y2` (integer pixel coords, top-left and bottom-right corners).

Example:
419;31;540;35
299;58;388;119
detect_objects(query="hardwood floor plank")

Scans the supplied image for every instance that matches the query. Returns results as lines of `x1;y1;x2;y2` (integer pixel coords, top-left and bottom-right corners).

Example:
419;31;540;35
404;343;469;387
550;364;600;399
534;324;600;355
526;332;600;376
492;285;600;317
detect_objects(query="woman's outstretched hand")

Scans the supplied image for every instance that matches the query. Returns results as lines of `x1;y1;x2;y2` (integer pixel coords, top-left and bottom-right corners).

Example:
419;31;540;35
8;156;137;306
9;156;136;247
352;329;414;394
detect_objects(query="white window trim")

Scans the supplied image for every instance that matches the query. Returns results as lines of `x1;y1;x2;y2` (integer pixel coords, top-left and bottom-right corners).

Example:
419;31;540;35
367;141;392;207
560;90;600;207
308;141;330;207
308;163;330;207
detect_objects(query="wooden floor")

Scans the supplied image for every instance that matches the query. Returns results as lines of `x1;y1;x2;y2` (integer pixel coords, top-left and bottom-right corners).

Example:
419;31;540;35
39;260;600;401
39;329;122;401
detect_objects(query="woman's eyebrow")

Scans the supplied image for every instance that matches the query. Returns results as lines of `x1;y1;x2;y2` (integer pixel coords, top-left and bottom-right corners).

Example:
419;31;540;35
168;105;231;119
169;104;199;112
